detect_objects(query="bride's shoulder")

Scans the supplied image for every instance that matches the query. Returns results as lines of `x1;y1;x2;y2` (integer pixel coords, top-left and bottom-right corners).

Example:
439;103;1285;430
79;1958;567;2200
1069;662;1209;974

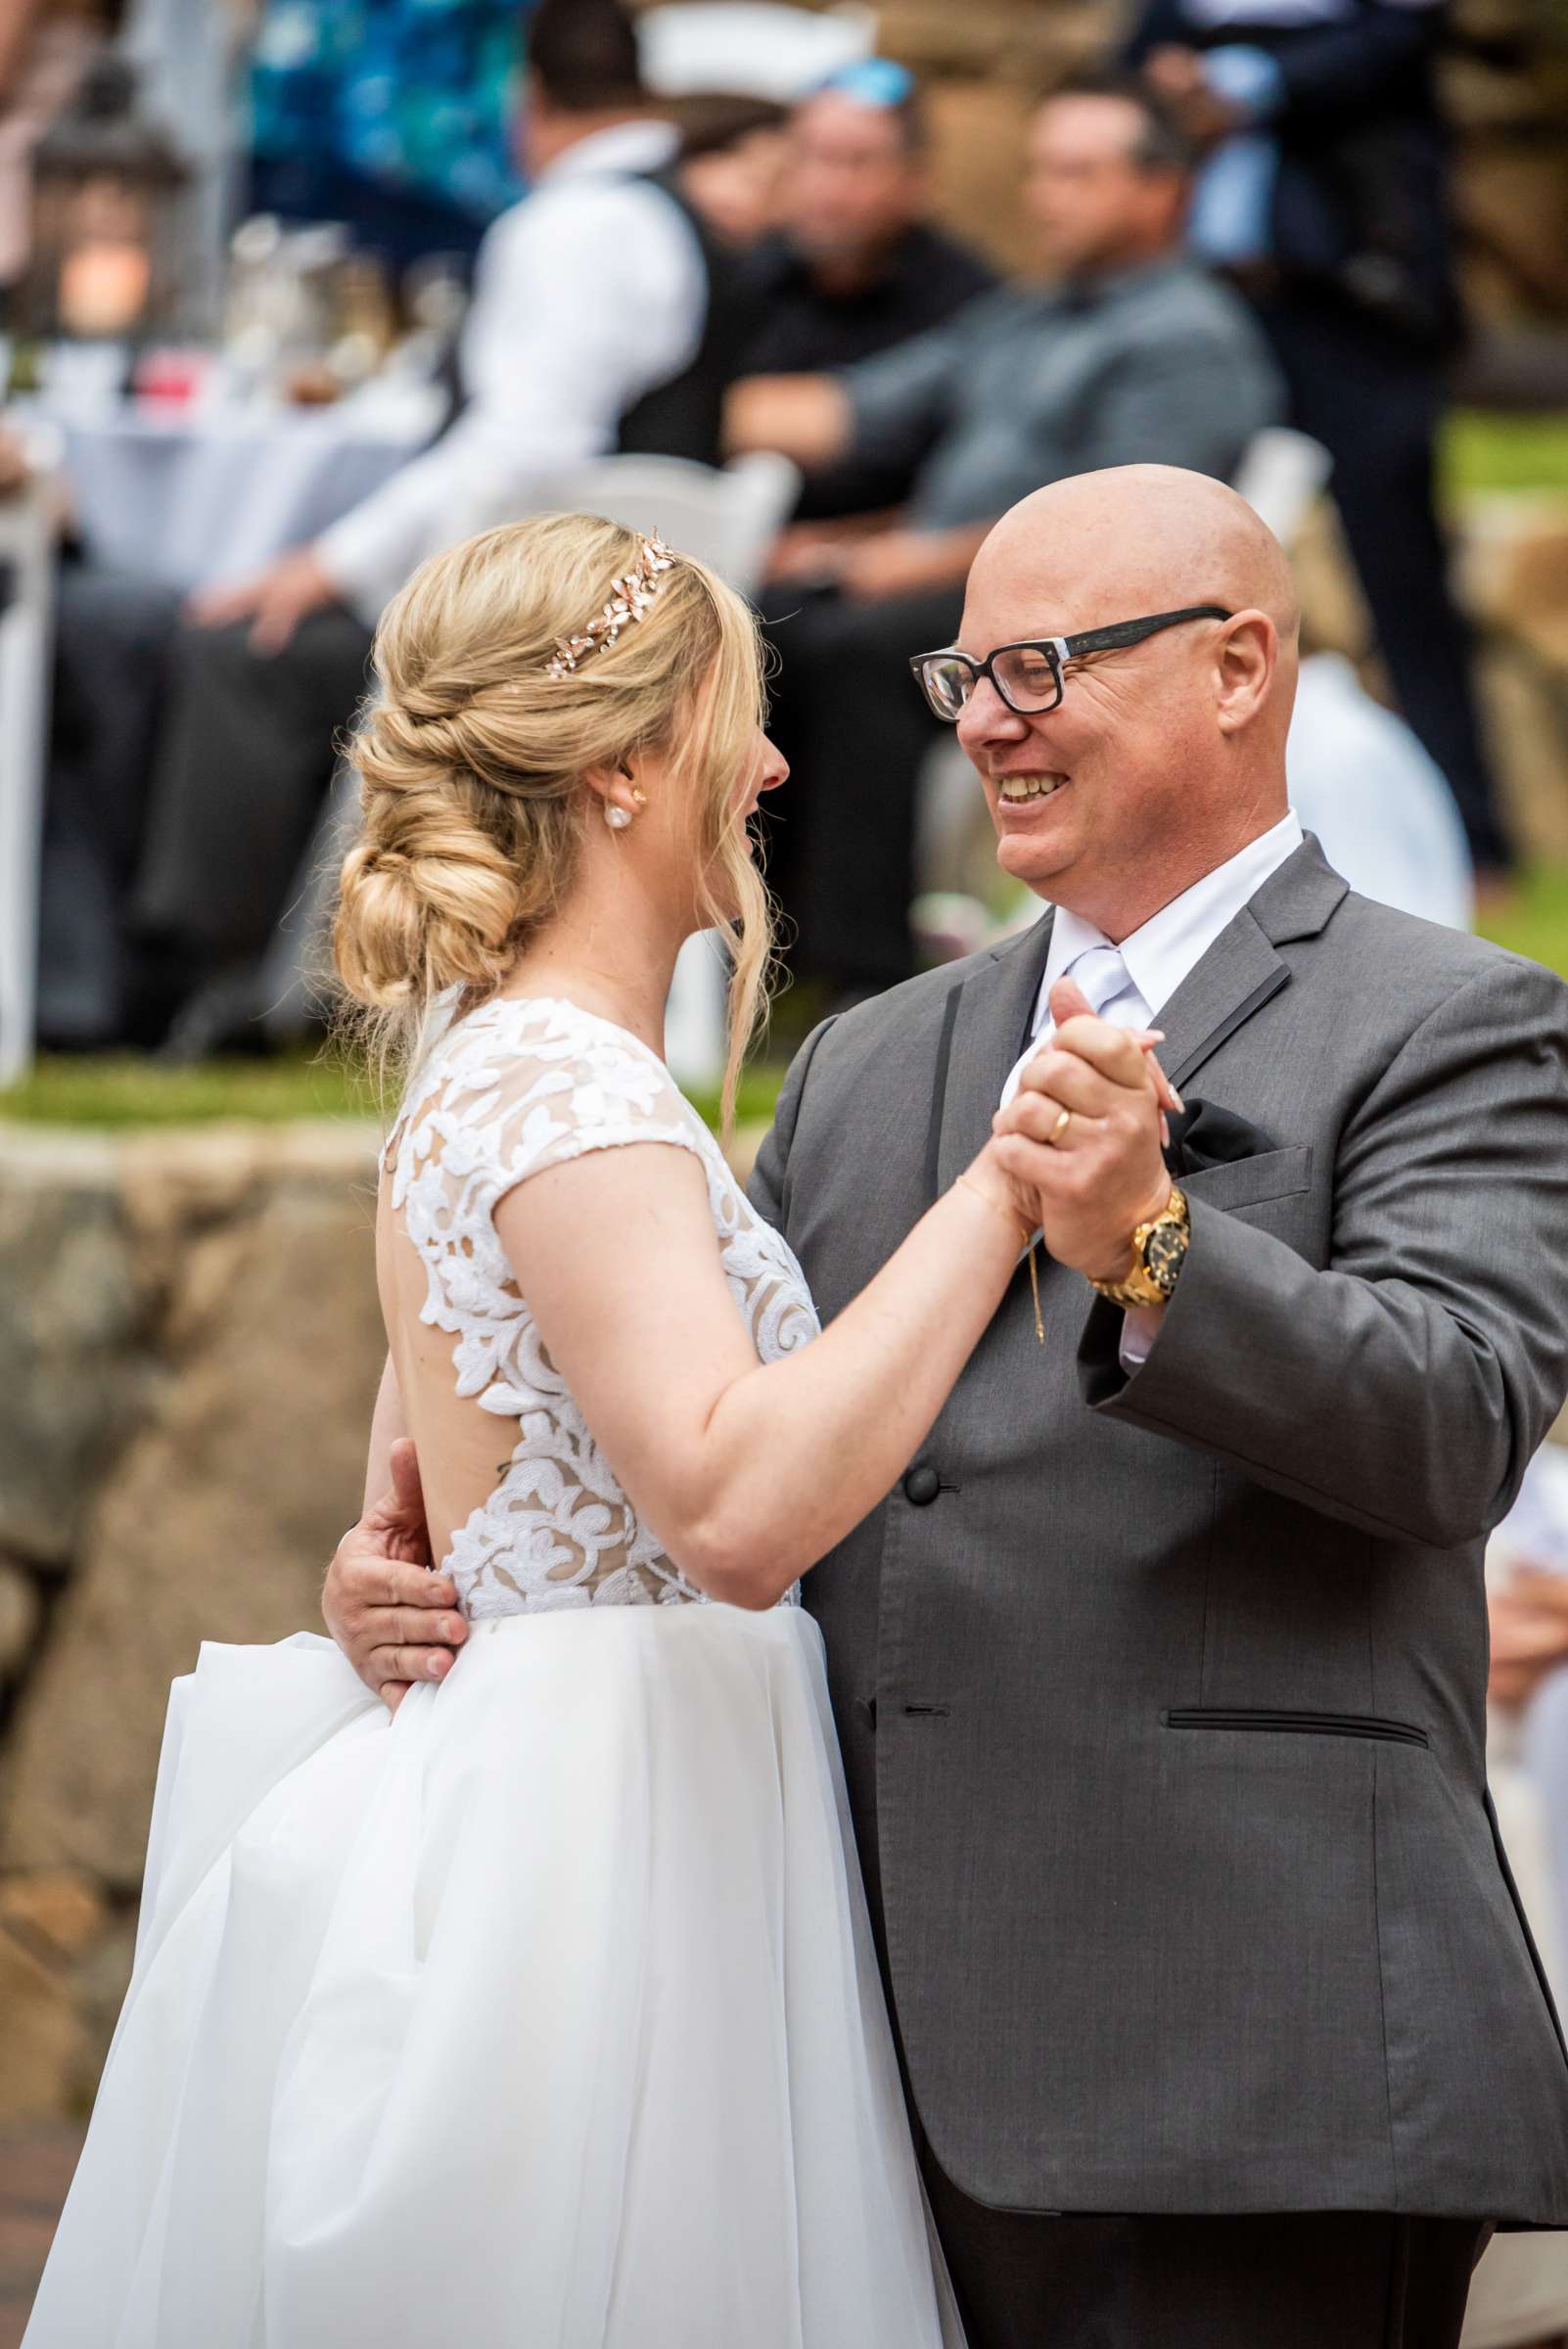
389;993;705;1196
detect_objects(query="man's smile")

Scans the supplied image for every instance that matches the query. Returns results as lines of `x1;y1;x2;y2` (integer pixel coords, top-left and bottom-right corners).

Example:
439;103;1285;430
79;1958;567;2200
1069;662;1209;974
995;771;1070;805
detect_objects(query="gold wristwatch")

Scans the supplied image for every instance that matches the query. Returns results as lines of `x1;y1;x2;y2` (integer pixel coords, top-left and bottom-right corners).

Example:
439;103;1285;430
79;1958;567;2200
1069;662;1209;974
1087;1185;1190;1311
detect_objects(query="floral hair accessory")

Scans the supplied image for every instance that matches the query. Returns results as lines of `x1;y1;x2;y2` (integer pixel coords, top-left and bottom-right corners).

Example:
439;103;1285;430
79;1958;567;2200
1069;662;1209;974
543;530;677;679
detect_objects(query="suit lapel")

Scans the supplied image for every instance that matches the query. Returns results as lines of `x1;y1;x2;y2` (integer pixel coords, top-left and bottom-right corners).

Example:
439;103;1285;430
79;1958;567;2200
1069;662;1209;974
926;840;1350;1196
931;911;1054;1197
1155;837;1348;1090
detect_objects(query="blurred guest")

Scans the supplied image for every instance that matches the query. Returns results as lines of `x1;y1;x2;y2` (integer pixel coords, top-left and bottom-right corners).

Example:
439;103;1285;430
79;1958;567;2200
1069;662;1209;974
107;0;760;1049
38;562;183;1047
727;74;1281;999
0;0;100;299
1474;1452;1568;2349
667;90;788;251
121;0;251;330
736;62;994;531
1126;0;1514;886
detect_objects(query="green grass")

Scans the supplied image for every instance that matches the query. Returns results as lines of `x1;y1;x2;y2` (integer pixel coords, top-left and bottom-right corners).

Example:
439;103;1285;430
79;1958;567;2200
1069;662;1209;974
1475;864;1568;976
0;1045;379;1129
3;863;1565;1133
0;1040;789;1134
1443;410;1568;500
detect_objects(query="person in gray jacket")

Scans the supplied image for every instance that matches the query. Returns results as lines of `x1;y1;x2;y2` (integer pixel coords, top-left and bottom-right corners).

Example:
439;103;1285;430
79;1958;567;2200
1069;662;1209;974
324;464;1568;2346
725;73;1282;999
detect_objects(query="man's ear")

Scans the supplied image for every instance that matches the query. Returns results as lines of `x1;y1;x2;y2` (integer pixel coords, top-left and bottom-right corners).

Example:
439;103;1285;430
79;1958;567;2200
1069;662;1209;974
1215;610;1275;737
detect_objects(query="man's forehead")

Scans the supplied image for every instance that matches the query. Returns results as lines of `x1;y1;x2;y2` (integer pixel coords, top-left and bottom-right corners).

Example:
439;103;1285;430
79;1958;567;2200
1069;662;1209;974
795;92;900;150
958;561;1086;646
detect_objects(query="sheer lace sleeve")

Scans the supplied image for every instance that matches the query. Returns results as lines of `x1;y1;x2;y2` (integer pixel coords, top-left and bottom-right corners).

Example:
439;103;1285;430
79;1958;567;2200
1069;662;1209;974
382;993;818;1616
388;997;704;1371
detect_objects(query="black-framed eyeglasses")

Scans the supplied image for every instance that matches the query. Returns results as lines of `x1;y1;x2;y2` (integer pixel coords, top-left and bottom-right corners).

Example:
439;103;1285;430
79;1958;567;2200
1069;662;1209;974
908;604;1233;722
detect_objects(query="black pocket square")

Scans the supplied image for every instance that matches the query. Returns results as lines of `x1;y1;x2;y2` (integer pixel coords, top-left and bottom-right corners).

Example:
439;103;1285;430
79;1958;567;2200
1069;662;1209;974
1163;1098;1277;1178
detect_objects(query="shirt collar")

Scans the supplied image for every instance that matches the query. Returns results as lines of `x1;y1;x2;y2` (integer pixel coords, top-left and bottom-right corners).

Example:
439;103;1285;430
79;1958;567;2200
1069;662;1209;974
535;119;680;187
1036;812;1304;1031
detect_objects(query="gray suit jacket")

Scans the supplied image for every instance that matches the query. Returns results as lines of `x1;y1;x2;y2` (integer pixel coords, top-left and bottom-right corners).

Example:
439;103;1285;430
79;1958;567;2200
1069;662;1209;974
748;839;1568;2221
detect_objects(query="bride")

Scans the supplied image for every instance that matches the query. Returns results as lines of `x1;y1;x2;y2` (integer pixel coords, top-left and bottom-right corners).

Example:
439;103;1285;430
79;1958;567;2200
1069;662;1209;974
24;515;1127;2347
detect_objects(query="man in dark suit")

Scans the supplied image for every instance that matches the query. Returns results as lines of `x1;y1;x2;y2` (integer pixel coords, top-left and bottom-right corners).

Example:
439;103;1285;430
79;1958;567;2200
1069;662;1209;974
324;464;1568;2344
1126;0;1513;884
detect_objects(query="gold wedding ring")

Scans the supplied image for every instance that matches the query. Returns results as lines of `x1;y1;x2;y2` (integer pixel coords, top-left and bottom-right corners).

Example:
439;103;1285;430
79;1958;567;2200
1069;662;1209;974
1047;1105;1072;1147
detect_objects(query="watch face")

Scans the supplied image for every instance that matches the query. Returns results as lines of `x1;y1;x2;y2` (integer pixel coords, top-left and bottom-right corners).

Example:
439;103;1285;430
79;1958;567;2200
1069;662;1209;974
1144;1219;1188;1295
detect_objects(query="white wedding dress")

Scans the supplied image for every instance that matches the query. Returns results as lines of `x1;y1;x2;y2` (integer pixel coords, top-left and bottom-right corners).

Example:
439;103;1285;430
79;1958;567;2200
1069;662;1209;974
25;995;963;2349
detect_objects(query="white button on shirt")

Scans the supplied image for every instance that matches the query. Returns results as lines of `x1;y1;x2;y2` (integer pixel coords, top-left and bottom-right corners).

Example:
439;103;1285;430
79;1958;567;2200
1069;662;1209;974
1000;813;1304;1364
316;120;708;623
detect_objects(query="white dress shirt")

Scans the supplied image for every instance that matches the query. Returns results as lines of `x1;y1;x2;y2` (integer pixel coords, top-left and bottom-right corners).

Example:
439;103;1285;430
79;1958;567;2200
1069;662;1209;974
1000;812;1304;1365
316;121;708;622
1001;811;1305;1108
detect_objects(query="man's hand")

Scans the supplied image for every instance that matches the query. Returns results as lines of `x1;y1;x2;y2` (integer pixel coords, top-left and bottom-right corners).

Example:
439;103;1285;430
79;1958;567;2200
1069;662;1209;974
0;425;31;499
322;1437;467;1714
992;977;1176;1283
1490;1567;1568;1712
723;374;852;470
186;545;343;655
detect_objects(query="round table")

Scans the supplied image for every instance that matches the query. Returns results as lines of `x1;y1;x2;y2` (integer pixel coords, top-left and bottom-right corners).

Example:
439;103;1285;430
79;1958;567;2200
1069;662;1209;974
44;381;446;593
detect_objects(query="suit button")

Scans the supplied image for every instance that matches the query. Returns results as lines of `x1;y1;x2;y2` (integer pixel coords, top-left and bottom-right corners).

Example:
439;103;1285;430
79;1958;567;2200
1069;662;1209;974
902;1464;942;1507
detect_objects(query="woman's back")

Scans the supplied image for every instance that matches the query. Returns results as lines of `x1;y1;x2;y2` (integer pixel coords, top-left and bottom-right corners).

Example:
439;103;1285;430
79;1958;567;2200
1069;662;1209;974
378;992;819;1614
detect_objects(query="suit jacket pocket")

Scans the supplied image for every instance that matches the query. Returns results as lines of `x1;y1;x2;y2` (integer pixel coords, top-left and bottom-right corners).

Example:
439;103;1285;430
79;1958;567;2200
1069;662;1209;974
1165;1706;1429;1749
1178;1144;1314;1214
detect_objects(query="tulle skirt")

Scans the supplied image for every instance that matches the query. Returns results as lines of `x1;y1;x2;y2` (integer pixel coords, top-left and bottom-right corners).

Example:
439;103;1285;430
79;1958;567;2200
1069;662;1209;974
24;1601;964;2348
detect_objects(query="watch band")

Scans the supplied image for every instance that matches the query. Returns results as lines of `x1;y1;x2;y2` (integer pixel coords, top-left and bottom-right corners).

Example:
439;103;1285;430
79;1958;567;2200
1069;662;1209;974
1088;1185;1190;1311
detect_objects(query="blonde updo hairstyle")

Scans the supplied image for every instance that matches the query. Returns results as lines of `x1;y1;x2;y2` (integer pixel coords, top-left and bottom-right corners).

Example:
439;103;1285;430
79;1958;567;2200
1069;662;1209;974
334;511;773;1130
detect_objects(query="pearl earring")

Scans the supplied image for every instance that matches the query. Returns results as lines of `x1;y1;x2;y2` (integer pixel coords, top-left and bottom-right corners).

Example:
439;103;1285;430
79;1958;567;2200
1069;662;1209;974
605;802;633;832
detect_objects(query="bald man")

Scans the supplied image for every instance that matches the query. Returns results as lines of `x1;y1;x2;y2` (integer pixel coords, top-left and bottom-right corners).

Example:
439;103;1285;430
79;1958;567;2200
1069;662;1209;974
324;467;1568;2346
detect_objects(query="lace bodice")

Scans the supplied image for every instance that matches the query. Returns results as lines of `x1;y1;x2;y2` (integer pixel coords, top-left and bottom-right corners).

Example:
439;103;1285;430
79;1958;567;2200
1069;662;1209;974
385;995;819;1618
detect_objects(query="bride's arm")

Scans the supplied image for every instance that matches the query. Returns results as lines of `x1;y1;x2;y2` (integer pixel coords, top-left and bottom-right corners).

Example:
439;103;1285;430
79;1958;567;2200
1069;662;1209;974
492;1134;1043;1610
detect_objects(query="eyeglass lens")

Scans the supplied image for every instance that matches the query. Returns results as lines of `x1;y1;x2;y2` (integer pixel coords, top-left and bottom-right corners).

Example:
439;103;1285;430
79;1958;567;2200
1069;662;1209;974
920;656;973;718
992;647;1060;711
919;645;1062;718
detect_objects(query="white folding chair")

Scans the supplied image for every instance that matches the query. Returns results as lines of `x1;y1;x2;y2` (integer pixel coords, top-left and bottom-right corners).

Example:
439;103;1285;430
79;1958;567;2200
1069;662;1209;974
540;450;800;599
1230;426;1333;548
0;451;62;1088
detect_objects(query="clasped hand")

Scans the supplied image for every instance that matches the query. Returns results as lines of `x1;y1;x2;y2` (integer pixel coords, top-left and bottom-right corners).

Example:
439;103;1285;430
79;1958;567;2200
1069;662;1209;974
990;976;1178;1286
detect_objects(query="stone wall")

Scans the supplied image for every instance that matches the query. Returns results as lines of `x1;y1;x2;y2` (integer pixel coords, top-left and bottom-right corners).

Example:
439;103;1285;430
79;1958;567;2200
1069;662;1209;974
0;1120;386;2120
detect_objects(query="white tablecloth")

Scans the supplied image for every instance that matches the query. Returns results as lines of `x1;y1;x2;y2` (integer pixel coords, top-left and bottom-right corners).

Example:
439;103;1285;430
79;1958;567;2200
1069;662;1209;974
45;385;445;594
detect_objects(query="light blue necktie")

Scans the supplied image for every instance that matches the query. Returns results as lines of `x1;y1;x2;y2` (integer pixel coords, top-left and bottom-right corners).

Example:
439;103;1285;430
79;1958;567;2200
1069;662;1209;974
1060;943;1141;1024
1000;943;1146;1110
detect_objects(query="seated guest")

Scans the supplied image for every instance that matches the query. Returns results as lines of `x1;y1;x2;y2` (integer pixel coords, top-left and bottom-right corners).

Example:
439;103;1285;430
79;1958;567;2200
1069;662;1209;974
727;73;1282;1000
115;0;759;1051
736;61;995;533
666;90;789;251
